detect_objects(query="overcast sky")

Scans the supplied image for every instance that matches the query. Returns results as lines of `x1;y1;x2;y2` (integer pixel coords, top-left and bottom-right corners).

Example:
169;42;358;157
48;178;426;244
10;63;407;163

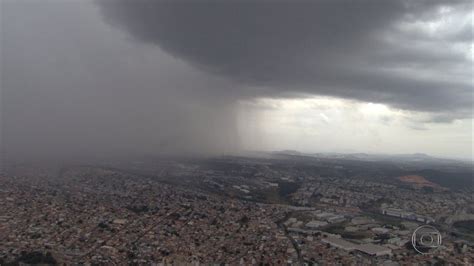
1;0;473;160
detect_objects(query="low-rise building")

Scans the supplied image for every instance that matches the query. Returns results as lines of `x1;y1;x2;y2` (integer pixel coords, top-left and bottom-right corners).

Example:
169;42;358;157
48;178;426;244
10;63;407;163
322;237;356;251
356;244;392;257
305;220;328;229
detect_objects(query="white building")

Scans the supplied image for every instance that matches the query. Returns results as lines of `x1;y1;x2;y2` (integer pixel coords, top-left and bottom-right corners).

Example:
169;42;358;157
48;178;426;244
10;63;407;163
322;237;356;251
305;220;328;229
356;244;392;256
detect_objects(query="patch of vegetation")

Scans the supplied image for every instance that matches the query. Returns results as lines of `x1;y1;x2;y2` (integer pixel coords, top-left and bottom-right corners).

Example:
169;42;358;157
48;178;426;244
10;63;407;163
238;215;250;224
98;221;111;230
257;188;290;204
13;251;57;265
277;181;300;198
127;205;152;214
341;231;370;240
413;169;473;190
323;224;370;239
365;212;406;229
453;220;474;233
323;224;345;235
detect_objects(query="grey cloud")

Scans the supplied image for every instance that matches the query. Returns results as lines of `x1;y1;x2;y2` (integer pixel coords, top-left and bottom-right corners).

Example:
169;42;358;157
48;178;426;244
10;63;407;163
453;22;473;43
422;111;473;124
2;0;472;162
2;1;240;161
97;0;473;117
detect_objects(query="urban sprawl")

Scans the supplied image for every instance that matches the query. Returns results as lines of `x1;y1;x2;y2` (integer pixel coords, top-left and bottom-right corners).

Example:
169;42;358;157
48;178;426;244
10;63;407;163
1;154;473;265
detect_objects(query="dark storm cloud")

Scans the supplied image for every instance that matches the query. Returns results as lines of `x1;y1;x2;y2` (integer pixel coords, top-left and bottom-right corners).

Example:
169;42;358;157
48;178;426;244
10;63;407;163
1;1;240;160
2;0;472;162
97;0;473;118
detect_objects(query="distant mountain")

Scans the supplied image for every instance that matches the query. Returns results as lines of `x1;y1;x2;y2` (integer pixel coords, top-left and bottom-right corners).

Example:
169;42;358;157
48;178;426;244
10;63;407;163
272;150;305;156
272;150;471;166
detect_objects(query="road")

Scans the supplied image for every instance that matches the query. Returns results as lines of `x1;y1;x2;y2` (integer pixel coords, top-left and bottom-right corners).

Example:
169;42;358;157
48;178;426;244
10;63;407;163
276;212;304;265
